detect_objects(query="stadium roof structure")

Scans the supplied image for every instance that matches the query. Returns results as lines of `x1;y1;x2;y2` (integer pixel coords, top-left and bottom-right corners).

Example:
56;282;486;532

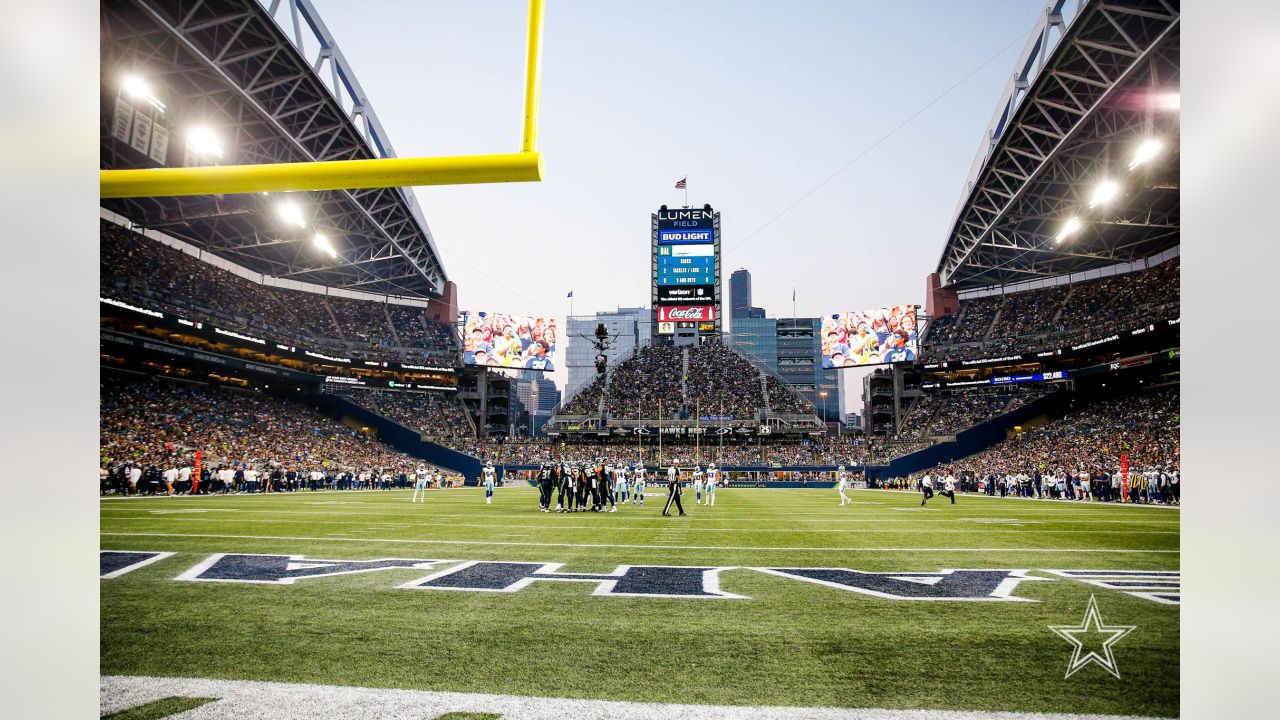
936;0;1179;291
100;0;446;298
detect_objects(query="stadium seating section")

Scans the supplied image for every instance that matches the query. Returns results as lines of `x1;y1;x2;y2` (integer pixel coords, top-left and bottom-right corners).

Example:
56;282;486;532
924;257;1179;361
101;374;419;475
557;343;814;420
100;220;458;363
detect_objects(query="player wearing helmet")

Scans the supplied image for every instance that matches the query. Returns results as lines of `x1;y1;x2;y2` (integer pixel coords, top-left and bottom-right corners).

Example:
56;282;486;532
482;461;497;504
705;462;719;507
836;465;851;506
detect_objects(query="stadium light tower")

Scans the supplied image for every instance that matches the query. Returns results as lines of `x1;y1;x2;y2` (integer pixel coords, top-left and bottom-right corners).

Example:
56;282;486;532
819;390;828;424
1088;180;1120;208
276;199;307;229
1056;216;1082;243
121;74;165;111
1129;139;1163;170
312;232;338;259
186;126;224;159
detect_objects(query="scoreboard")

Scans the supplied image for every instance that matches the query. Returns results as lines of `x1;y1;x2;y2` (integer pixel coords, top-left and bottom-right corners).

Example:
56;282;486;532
652;205;721;342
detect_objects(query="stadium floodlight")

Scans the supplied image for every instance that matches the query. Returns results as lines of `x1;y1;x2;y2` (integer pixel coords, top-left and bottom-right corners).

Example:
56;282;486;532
1088;180;1120;208
312;232;338;259
1155;91;1180;111
276;199;306;229
186;126;224;159
121;74;165;112
1129;138;1163;170
1055;216;1082;243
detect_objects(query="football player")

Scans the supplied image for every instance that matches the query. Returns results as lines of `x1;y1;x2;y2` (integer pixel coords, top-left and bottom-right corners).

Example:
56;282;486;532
482;461;497;504
692;465;704;504
412;465;429;503
632;464;646;506
705;463;718;506
836;465;851;506
537;462;555;512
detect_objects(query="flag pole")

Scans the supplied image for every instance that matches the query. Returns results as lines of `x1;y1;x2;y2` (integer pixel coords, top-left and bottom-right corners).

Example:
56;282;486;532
696;397;701;465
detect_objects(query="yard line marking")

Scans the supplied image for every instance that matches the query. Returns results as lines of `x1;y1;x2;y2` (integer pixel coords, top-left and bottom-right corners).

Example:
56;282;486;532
100;675;1173;720
100;531;1179;553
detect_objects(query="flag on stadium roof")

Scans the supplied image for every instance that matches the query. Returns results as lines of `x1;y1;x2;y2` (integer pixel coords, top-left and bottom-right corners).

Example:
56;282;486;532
567;290;573;298
674;177;686;189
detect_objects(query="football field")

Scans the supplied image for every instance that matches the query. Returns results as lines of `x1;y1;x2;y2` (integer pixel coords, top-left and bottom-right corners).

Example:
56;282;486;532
100;486;1179;719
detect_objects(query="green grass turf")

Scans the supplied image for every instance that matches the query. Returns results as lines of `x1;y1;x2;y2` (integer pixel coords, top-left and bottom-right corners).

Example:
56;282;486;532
101;487;1178;716
102;696;218;720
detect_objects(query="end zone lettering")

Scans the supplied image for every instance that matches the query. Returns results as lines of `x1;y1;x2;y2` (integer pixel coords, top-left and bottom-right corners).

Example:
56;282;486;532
103;551;1065;602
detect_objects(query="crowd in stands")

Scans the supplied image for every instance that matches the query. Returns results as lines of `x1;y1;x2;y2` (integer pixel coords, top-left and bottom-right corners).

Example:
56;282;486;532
897;386;1049;440
883;386;1180;502
100;374;435;493
924;257;1179;362
337;389;475;446
556;342;816;421
100;220;458;363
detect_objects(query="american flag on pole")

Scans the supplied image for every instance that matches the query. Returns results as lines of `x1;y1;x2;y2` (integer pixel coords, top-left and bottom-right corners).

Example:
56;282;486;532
674;176;687;189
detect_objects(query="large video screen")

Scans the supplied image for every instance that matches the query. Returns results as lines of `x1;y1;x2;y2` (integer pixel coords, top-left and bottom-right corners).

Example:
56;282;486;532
462;312;558;371
821;305;919;367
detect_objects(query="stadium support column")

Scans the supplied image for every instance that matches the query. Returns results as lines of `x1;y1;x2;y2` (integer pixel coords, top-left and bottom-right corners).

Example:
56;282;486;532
925;273;958;319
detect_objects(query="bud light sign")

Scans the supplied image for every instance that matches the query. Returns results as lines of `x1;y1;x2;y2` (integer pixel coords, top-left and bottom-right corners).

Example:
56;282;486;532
658;305;716;322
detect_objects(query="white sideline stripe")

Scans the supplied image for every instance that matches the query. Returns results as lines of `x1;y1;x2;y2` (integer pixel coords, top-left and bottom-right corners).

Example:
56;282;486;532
99;531;1179;553
100;516;1177;535
100;675;1171;720
865;489;1181;510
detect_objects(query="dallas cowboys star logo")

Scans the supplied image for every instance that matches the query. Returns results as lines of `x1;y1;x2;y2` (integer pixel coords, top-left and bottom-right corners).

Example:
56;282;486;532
1050;594;1136;678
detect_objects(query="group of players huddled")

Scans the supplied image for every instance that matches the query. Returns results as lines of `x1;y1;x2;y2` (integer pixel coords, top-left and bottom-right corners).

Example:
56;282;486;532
499;459;726;516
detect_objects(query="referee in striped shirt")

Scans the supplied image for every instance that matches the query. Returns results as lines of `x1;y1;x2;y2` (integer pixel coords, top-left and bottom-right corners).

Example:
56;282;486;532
662;461;686;517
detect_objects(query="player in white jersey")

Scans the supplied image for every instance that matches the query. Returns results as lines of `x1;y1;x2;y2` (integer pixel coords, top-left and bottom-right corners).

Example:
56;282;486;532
704;463;719;506
836;466;851;505
615;465;629;505
482;461;497;504
919;474;935;506
692;466;704;504
413;465;429;503
939;475;956;504
162;466;178;495
632;465;646;506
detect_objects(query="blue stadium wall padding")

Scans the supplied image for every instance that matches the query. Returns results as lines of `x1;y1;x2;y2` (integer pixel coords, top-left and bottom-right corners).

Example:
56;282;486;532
312;393;483;483
869;391;1067;480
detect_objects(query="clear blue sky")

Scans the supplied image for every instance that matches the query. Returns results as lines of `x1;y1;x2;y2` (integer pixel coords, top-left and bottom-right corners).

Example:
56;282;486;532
311;0;1047;394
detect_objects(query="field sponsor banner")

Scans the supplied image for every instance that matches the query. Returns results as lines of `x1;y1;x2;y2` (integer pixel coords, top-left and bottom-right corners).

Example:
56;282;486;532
462;311;557;371
821;305;919;367
658;305;716;322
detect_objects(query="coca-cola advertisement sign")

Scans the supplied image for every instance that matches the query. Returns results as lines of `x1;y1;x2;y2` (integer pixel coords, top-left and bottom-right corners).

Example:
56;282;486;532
658;306;716;322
